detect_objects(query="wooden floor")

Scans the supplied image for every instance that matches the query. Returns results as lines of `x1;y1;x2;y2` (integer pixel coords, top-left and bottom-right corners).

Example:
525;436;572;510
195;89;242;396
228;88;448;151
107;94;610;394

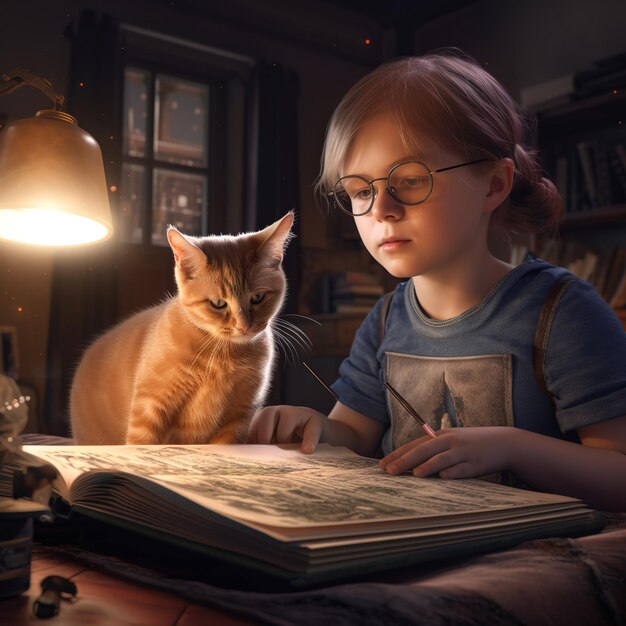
2;546;253;625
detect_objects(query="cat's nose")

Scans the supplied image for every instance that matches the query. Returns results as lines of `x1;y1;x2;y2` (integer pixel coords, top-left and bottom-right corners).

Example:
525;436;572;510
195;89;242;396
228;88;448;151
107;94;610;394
236;323;250;335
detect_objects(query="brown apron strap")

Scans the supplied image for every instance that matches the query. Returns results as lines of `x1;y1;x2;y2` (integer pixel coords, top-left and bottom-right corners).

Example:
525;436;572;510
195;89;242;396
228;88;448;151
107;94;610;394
534;274;577;411
379;291;394;343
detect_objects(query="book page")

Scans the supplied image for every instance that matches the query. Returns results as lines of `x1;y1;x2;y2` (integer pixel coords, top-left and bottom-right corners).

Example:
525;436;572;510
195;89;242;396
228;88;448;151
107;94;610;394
23;444;579;530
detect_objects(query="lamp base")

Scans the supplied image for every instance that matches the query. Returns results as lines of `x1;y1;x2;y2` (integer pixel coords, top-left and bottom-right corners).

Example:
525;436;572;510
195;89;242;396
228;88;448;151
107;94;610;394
0;498;49;599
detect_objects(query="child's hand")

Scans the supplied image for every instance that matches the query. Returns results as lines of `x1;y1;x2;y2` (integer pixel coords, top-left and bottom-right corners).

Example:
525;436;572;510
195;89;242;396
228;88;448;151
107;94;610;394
246;405;326;454
378;426;518;478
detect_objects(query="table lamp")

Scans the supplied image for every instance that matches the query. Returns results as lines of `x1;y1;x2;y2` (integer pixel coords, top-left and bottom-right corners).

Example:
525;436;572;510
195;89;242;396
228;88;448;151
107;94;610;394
0;67;114;598
0;68;113;246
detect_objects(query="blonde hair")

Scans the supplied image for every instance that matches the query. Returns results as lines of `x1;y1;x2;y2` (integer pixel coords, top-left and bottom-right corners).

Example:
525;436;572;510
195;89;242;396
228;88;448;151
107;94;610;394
317;48;562;237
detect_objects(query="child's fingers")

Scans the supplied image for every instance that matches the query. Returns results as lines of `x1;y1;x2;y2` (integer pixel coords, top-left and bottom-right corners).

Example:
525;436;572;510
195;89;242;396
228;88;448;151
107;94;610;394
300;413;323;454
379;435;429;468
255;408;280;444
384;438;449;475
246;409;263;443
276;413;299;443
411;449;463;478
439;461;473;479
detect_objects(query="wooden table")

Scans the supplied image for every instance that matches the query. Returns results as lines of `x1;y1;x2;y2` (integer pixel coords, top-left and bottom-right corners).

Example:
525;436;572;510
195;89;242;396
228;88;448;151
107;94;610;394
1;545;252;625
3;515;625;625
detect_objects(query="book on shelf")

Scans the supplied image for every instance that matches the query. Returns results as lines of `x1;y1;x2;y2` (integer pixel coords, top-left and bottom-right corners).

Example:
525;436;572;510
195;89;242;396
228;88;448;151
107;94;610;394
332;284;385;297
561;141;626;214
320;271;385;315
7;444;604;588
576;142;599;209
513;238;626;312
331;271;381;288
316;271;384;314
591;247;626;305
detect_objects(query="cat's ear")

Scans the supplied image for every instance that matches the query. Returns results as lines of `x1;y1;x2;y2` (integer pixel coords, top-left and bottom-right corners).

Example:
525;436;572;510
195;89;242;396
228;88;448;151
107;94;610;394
167;226;206;279
255;211;295;265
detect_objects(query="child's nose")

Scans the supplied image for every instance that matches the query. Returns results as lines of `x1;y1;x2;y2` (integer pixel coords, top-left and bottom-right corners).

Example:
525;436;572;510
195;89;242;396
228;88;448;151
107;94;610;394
369;181;404;220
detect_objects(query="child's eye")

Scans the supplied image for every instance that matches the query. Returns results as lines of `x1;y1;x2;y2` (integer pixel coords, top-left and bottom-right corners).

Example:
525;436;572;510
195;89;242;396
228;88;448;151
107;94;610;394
251;292;266;305
401;176;427;187
354;188;373;200
209;298;227;309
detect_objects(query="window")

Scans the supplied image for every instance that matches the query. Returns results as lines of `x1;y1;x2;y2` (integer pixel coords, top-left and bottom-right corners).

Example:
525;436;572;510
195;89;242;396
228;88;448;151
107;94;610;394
119;68;211;245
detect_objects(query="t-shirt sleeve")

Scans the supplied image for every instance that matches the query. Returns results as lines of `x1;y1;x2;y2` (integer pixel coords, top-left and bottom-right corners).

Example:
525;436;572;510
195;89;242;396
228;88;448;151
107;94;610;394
330;296;390;424
546;277;626;432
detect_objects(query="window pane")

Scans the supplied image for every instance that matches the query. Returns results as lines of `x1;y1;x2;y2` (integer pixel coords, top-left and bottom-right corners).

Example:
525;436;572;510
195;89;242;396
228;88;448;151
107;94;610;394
154;75;209;167
118;163;145;243
122;68;149;157
152;168;206;246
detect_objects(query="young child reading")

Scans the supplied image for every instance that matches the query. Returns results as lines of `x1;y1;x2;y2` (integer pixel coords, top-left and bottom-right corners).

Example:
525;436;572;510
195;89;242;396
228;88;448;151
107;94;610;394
247;48;626;511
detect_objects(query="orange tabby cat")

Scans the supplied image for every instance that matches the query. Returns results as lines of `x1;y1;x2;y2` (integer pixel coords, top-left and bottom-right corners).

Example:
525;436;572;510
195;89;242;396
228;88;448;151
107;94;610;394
70;212;294;445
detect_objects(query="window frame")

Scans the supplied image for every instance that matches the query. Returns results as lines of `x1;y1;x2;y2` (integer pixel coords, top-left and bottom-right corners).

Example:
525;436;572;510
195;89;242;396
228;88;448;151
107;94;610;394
119;58;228;245
110;23;258;248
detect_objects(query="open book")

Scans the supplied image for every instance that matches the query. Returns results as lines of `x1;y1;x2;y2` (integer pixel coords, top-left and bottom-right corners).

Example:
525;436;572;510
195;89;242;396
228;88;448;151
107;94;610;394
16;443;603;587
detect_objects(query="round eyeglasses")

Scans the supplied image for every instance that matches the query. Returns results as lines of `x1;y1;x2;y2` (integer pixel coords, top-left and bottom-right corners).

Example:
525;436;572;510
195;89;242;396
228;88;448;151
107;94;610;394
328;158;492;216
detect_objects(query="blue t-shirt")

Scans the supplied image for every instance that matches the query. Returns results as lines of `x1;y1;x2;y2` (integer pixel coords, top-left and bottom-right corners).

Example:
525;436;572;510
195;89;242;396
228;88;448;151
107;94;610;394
331;255;626;455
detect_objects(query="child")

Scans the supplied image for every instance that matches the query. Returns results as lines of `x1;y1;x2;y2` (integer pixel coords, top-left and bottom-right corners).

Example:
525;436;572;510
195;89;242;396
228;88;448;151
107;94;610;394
247;48;626;511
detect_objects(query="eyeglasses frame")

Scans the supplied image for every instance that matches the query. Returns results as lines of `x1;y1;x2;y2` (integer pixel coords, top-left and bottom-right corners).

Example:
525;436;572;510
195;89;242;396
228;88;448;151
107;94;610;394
328;157;492;216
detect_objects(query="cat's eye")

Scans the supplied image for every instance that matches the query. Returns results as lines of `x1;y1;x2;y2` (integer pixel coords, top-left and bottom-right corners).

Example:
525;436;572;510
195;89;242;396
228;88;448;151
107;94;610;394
250;292;266;305
209;298;227;309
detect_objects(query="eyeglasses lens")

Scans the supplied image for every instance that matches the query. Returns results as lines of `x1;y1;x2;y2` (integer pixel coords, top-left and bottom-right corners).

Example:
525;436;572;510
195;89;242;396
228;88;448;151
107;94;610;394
333;162;431;215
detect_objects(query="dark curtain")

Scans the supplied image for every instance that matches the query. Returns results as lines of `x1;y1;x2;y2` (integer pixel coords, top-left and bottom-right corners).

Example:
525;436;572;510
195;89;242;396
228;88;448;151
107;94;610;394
244;63;302;405
245;63;301;315
44;11;123;434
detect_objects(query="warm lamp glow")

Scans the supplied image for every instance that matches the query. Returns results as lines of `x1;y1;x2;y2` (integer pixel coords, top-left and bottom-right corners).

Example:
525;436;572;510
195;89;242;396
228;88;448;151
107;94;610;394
0;208;109;246
0;109;113;246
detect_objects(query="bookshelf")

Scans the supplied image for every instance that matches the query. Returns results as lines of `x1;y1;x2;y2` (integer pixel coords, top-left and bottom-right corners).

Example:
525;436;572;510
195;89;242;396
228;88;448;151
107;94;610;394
535;87;626;217
529;66;626;330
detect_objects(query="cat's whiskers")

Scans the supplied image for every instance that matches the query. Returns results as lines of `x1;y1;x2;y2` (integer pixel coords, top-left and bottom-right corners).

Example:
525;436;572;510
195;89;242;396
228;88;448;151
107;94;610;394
272;321;312;367
271;317;315;367
275;317;314;346
281;313;322;326
274;320;314;360
273;319;312;356
272;326;300;366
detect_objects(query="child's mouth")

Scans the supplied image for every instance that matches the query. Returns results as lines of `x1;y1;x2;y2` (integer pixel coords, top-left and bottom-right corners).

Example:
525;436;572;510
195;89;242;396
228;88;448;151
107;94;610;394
380;239;410;251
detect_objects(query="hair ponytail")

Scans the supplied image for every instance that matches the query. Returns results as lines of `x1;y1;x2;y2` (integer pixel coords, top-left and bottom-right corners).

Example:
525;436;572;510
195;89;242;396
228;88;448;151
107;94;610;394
491;143;563;238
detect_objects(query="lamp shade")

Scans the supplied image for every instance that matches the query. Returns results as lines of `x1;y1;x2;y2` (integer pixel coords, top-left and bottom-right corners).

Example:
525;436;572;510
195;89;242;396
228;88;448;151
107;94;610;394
0;109;113;246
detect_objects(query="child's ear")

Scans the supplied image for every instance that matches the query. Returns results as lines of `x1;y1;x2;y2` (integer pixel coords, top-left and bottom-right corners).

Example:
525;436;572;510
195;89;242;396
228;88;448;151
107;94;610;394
485;158;515;213
256;211;295;264
166;226;205;278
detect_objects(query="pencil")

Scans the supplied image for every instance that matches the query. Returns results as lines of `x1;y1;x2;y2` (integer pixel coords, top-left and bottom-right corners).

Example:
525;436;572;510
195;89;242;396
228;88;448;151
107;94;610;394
384;380;437;439
302;361;339;401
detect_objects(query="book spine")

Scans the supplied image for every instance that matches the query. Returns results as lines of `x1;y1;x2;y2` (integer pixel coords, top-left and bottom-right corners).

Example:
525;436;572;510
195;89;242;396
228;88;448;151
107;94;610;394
576;141;598;210
331;271;380;287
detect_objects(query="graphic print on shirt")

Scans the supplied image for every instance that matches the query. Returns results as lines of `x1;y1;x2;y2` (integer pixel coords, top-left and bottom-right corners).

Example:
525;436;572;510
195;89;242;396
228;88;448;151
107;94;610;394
384;351;514;451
